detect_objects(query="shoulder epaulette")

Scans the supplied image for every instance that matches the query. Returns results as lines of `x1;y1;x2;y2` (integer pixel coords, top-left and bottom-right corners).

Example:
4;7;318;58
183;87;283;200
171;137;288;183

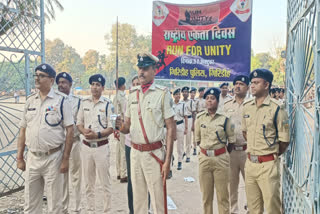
55;90;67;98
270;98;281;106
196;111;206;119
224;98;233;105
243;98;254;106
155;84;167;91
26;93;36;100
130;86;140;93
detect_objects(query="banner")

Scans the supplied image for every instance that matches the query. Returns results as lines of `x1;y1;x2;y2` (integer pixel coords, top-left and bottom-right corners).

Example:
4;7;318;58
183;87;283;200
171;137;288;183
152;0;252;81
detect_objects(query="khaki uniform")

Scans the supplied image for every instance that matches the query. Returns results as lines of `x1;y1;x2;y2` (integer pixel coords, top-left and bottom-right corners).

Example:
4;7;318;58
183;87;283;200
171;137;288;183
173;101;186;162
184;99;196;158
63;94;82;213
113;90;127;179
195;110;235;214
125;84;175;214
196;97;206;113
20;88;73;214
242;96;289;214
218;94;232;110
77;96;113;214
224;98;247;214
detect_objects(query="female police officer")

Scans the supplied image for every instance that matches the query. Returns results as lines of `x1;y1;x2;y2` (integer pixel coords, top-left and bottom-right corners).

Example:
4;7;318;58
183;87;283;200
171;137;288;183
195;87;235;214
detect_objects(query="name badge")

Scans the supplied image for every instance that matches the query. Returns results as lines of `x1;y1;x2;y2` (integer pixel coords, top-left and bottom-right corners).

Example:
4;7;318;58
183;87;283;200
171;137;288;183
131;101;138;104
228;109;235;112
27;108;36;111
244;114;250;118
201;124;206;128
84;108;90;111
99;109;105;112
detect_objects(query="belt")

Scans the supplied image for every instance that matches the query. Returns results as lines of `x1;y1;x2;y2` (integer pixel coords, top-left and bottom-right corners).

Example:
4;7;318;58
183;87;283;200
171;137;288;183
233;145;247;151
200;147;226;157
132;141;163;152
83;139;109;148
176;120;183;125
187;115;192;119
30;145;62;157
248;153;276;163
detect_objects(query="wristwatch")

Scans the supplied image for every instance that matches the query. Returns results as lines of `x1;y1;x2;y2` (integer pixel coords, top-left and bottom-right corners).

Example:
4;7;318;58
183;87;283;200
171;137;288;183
97;132;102;139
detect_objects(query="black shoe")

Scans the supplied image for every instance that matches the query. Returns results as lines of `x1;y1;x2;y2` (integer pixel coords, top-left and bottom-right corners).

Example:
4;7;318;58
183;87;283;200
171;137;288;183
193;148;197;155
186;157;190;163
182;152;186;159
43;196;47;201
177;162;182;170
167;170;172;179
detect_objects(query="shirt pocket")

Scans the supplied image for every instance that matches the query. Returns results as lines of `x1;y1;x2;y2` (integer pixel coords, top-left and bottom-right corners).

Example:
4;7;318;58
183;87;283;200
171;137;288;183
98;112;108;129
146;103;163;128
261;113;277;147
45;110;62;127
213;125;227;145
25;110;37;122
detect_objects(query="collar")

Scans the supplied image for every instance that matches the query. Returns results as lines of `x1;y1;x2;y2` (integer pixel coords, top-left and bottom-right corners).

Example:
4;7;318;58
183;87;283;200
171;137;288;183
204;109;223;117
119;90;126;96
88;95;105;103
252;95;271;106
35;88;55;99
141;81;155;93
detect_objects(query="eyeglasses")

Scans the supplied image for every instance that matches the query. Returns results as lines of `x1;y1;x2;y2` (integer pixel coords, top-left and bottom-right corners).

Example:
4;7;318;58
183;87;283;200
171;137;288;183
33;74;50;79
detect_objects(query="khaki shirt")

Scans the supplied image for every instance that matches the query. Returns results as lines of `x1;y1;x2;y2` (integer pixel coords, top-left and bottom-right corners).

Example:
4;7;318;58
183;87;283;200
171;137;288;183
113;90;127;118
20;88;73;152
195;110;235;150
195;97;206;113
77;96;113;142
241;95;290;155
173;101;185;122
184;99;196;116
224;97;247;146
218;94;232;110
68;94;81;139
125;83;175;144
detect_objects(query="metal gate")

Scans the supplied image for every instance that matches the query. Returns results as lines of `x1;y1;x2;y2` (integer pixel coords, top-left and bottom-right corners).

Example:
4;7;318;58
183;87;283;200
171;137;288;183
284;0;320;213
0;0;44;196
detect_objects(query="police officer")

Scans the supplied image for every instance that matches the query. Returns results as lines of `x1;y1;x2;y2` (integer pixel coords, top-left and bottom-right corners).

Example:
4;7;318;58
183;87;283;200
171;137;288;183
76;74;114;213
56;72;82;214
242;69;290;214
181;86;196;162
113;77;128;183
218;82;232;110
190;87;198;155
196;87;206;113
223;75;249;214
195;87;235;214
17;64;74;214
172;88;188;170
116;53;175;214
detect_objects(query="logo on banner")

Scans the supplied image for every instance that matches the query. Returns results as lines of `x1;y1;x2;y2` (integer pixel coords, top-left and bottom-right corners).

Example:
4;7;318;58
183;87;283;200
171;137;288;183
178;4;220;26
153;2;169;26
230;0;252;22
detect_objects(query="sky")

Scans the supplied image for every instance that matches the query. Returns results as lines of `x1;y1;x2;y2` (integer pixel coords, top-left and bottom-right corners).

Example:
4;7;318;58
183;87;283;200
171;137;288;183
46;0;287;57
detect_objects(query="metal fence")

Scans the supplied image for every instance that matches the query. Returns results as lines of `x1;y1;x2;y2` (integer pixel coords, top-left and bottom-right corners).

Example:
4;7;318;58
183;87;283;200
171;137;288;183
284;0;320;213
0;0;44;196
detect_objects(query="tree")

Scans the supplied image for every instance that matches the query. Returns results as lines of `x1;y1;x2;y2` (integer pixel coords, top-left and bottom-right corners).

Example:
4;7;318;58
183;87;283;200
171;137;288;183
82;50;99;70
45;39;65;69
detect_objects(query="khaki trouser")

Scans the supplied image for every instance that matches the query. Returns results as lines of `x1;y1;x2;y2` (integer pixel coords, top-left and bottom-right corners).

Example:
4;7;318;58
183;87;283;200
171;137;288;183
63;140;82;213
229;150;247;214
116;133;127;178
81;143;111;214
199;151;230;214
192;130;197;148
176;123;185;162
245;157;281;214
184;117;193;158
24;150;63;214
131;146;165;214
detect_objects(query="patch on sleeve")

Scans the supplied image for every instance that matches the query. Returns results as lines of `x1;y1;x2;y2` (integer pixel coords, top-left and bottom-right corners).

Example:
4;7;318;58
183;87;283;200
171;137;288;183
200;124;206;128
244;114;250;118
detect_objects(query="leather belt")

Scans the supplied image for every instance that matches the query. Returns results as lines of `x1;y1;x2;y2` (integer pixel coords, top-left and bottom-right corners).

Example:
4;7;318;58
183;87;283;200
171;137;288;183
248;153;276;163
83;139;109;148
233;145;247;151
200;147;226;157
187;115;192;119
30;145;62;157
176;120;183;125
132;141;163;152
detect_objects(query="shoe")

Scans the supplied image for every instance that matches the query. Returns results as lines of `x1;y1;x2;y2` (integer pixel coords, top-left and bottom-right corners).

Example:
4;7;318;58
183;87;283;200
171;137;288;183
193;148;197;155
43;196;47;201
177;162;182;170
167;170;172;179
186;157;190;163
117;175;120;180
120;177;128;183
182;152;186;159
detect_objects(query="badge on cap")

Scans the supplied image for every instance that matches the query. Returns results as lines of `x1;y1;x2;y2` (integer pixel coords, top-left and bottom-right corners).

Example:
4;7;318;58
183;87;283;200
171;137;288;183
253;71;258;77
63;73;67;77
210;89;214;93
42;65;46;70
241;77;245;81
98;77;101;81
140;56;143;62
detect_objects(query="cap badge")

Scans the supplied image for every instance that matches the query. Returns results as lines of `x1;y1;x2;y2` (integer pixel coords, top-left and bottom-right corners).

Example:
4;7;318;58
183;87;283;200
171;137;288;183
210;89;214;94
140;56;143;62
241;77;245;81
253;71;258;77
42;65;46;70
98;77;101;81
63;73;67;77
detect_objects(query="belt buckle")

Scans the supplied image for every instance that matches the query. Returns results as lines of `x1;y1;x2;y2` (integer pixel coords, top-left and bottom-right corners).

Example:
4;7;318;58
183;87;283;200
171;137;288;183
235;146;243;151
250;155;259;163
206;150;215;157
90;142;98;148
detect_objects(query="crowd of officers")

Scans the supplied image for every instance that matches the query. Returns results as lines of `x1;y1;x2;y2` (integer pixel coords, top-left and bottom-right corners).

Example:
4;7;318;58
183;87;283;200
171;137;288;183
16;52;289;214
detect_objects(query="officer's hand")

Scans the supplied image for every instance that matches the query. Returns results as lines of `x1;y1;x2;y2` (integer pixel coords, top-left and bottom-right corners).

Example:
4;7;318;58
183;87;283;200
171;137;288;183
84;130;98;139
83;128;91;135
60;159;69;173
184;128;187;135
115;116;123;130
17;159;26;171
161;161;170;183
191;125;194;132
